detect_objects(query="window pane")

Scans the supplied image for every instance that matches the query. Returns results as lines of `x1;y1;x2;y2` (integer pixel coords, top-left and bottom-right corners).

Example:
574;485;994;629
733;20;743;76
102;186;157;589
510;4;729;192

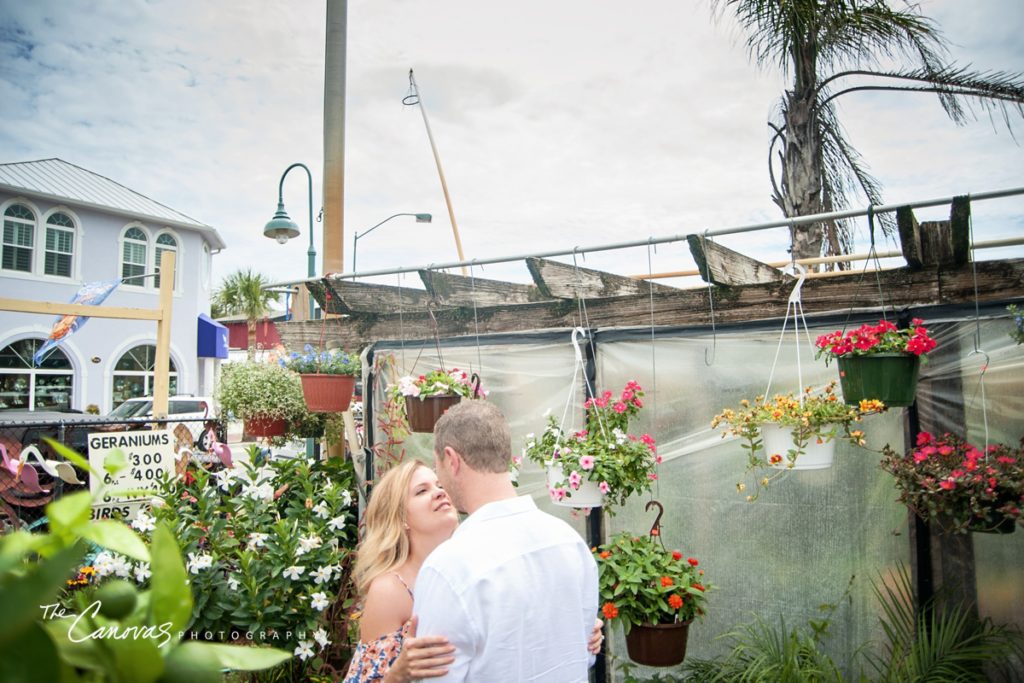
34;375;73;411
0;373;30;410
47;212;73;228
156;234;177;247
124;227;146;241
5;204;34;220
0;339;70;370
3;220;33;272
45;252;72;277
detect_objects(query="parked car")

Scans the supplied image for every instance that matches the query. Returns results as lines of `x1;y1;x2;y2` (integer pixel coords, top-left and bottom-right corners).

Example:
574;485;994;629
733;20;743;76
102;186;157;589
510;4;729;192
108;395;217;421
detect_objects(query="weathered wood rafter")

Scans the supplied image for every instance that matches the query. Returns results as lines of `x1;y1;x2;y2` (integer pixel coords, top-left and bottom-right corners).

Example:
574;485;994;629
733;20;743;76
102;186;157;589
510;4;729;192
418;269;547;306
687;234;791;285
525;257;677;299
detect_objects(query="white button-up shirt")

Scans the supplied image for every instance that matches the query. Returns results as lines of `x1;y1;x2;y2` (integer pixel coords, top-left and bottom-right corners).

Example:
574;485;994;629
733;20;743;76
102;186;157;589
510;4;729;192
414;495;598;682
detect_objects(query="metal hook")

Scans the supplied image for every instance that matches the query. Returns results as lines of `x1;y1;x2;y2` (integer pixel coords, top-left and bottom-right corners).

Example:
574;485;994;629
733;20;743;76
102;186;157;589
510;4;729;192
645;500;665;546
787;261;808;304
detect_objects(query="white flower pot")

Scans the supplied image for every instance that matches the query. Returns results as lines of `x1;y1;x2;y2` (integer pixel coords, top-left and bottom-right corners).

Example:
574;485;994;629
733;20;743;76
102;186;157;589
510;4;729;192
545;461;603;508
761;423;836;471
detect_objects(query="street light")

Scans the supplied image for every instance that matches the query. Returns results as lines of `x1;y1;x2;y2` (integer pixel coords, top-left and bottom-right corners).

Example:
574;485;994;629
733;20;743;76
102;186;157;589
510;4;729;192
352;213;432;272
263;162;316;319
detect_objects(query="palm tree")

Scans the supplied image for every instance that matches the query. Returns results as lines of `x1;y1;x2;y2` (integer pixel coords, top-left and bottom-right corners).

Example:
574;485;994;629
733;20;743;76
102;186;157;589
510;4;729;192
212;269;279;359
715;0;1024;262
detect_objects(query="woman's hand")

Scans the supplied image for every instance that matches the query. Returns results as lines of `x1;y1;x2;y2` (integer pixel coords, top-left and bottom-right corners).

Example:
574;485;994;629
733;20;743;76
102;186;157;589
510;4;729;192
588;618;604;655
383;615;456;683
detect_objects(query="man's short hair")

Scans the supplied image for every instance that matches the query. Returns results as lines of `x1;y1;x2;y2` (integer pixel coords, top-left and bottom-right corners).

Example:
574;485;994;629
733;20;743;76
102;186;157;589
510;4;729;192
433;400;511;474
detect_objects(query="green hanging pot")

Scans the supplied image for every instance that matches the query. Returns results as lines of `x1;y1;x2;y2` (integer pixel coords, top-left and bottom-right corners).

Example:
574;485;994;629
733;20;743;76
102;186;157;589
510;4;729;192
837;353;921;407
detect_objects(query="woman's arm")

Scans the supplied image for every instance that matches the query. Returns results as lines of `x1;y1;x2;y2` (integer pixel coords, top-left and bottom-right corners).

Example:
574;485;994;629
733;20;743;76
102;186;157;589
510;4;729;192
382;616;455;683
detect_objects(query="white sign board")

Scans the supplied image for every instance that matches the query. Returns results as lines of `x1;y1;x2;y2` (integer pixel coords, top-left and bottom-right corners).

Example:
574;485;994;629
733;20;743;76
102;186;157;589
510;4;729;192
88;429;174;521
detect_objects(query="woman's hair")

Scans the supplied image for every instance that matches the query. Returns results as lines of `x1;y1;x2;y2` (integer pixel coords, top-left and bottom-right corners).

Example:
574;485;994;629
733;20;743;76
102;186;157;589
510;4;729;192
351;459;426;596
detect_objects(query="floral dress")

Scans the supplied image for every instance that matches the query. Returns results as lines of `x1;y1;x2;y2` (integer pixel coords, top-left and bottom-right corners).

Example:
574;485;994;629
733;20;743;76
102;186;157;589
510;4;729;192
342;574;414;682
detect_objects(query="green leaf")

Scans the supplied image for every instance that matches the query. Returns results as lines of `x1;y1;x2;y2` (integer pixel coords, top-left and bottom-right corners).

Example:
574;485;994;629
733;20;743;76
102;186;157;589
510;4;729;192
107;627;164;683
160;641;223;683
42;615;112;672
43;437;97;476
0;620;62;683
0;542;85;646
46;491;93;538
149;523;193;639
79;520;150;563
0;530;48;573
104;449;129;475
197;642;293;671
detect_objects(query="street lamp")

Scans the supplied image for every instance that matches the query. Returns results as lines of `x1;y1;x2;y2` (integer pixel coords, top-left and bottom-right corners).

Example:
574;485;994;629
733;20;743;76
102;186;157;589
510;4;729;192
263;162;316;319
352;213;432;272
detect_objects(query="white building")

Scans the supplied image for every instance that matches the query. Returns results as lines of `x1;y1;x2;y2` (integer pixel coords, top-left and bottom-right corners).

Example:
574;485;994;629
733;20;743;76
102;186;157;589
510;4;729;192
0;158;227;413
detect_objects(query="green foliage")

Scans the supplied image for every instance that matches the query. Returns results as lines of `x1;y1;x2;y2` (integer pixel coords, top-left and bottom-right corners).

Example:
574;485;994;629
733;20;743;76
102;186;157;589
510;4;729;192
594;532;713;634
213;269;279;323
0;449;291;682
391;367;485;400
215;361;308;423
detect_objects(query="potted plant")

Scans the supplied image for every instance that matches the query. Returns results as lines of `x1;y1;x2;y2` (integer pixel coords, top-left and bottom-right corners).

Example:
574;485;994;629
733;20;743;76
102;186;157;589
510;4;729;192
712;382;879;500
280;345;360;413
594;531;713;667
815;318;938;406
215;361;307;438
1009;304;1024;345
391;368;486;433
519;381;658;510
880;431;1023;534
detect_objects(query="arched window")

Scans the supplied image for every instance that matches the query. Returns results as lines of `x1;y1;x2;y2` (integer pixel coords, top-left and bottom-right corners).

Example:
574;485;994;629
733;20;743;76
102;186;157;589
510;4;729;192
0;338;74;411
153;232;178;289
121;226;148;283
111;344;178;406
44;212;75;278
3;204;35;273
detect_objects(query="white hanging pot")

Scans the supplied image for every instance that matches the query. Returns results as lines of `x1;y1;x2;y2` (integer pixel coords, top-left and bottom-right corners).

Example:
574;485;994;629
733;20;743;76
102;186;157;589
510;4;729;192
761;423;836;471
545;461;603;508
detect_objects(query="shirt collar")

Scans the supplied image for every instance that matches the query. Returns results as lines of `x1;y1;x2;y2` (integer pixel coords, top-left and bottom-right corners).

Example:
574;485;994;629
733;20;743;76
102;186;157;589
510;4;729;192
454;495;536;537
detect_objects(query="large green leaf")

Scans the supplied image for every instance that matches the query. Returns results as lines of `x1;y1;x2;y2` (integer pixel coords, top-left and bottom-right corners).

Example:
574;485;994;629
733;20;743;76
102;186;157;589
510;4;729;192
42;615;113;673
159;641;226;683
149;523;193;639
108;627;165;683
46;491;93;539
194;642;293;671
0;530;49;573
0;542;85;646
0;621;62;683
43;437;97;476
79;520;150;563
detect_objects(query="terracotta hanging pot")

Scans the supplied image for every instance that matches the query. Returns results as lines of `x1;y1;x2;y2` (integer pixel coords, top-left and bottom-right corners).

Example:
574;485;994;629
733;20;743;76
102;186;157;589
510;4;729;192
299;374;355;413
837;353;921;407
625;620;692;667
407;395;462;433
244;415;287;438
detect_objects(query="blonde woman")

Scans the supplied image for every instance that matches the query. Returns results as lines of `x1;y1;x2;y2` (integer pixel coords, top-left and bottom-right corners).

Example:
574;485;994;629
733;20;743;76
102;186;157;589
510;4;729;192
343;460;605;682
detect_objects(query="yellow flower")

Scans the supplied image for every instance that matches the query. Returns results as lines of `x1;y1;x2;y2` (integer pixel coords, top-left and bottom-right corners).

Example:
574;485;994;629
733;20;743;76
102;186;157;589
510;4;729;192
736;482;746;492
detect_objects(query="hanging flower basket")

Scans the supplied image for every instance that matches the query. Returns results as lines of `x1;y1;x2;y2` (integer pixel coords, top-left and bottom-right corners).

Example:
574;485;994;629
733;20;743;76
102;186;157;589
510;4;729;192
761;423;836;470
407;395;462;433
837;353;921;407
625;620;693;667
299;374;355;413
545;460;603;508
244;415;287;438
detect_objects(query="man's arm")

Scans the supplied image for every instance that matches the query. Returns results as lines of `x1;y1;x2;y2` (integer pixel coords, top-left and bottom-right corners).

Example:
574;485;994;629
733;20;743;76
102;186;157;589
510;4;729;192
413;564;476;682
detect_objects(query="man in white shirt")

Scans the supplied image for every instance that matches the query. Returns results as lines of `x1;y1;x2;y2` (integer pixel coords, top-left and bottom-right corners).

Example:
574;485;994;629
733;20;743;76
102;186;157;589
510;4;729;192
413;401;599;682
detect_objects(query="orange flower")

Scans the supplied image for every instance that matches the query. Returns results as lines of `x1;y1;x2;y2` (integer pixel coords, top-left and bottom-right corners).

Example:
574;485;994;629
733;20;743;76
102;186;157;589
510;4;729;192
602;602;619;619
671;550;682;561
668;594;684;609
660;576;674;587
599;551;611;560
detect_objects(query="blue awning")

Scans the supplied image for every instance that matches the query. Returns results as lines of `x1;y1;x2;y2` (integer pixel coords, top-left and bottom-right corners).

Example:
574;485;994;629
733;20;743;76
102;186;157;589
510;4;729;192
197;313;229;359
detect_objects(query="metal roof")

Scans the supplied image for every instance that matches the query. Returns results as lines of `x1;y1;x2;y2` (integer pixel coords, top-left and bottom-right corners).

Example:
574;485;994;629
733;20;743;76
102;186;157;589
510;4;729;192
0;158;225;249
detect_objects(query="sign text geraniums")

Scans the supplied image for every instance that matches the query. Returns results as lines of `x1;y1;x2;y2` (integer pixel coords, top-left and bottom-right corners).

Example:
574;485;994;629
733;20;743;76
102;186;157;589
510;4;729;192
880;431;1023;534
391;367;486;400
815;318;937;361
521;381;658;509
593;532;712;633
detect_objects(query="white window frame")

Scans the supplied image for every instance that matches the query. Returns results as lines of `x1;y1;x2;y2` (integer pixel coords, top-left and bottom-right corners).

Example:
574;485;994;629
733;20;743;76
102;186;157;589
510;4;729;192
41;207;81;280
0;336;76;412
152;228;181;292
1;199;38;276
119;223;151;289
111;343;179;403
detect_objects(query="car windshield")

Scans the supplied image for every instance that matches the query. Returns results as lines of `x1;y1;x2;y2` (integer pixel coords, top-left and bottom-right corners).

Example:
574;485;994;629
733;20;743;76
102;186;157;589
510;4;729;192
109;400;153;418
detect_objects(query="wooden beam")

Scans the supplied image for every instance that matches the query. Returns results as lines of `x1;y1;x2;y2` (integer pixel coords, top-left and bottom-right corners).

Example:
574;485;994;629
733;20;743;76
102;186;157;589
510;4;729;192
0;298;163;320
277;259;1024;351
897;206;923;269
526;257;676;299
418;270;547;306
310;277;433;314
949;195;970;266
152;251;175;418
686;234;790;285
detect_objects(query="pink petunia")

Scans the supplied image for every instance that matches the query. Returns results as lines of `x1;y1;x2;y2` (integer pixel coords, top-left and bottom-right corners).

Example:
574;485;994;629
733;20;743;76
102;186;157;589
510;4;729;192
613;402;627;413
579;456;595;471
599;481;610;494
568;471;582;490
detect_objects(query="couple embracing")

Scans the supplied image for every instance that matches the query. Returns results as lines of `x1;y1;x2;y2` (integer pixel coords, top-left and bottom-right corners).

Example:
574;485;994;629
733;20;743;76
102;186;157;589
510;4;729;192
343;401;602;682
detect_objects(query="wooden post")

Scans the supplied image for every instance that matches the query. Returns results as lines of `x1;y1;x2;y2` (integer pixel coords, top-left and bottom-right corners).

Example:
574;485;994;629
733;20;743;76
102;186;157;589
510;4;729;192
152;251;175;418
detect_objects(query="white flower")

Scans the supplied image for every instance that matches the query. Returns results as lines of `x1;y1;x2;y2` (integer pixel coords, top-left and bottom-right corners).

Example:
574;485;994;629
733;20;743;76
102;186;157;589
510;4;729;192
322;480;334;491
213;468;236;492
311;565;333;585
295;534;322;557
187;552;213;574
283;565;305;581
294;640;315;661
397;376;421;397
327;515;347;532
93;551;116;578
133;562;151;583
340;489;352;507
130;511;156;534
247;532;269;550
309;591;330;611
227;575;240;591
112;556;132;578
313;628;330;649
312;501;330;519
242;482;275;502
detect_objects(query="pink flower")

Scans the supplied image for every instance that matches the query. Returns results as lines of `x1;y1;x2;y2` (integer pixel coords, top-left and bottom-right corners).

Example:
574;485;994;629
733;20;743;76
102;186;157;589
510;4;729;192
598;481;610;494
584;399;593;409
648;473;659;481
621;389;634;401
640;434;655;446
568;471;582;490
916;432;933;447
579;456;595;471
632;397;644;408
939;479;956;491
550;486;567;501
613;402;627;413
913;451;929;464
655;455;663;464
595;397;609;408
602;391;613;400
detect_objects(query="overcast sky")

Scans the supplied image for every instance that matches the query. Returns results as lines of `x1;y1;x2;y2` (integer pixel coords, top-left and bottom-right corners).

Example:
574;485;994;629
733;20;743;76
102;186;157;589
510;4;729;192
2;0;1022;291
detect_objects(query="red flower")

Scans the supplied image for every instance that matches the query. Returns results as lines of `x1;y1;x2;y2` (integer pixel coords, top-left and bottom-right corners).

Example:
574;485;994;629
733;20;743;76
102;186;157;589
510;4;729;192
602;602;619;619
183;471;196;486
692;583;705;592
939;479;956;491
672;551;682;561
668;594;684;610
660;576;674;587
916;431;933;447
687;557;699;567
613;402;627;414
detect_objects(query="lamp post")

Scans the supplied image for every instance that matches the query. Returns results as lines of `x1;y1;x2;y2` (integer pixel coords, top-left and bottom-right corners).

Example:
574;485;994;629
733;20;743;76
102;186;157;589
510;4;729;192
352;213;432;272
263;162;316;319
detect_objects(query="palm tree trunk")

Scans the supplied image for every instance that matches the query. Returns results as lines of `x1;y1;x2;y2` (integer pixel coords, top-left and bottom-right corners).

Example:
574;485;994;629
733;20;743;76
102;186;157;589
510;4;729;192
247;320;257;360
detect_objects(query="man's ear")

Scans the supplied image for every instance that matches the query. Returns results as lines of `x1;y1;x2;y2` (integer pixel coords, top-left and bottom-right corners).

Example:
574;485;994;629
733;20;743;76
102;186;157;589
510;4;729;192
443;445;462;475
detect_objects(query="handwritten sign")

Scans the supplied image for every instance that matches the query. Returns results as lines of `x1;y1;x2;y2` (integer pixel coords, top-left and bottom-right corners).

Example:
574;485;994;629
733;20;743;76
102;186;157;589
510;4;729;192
88;429;174;521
